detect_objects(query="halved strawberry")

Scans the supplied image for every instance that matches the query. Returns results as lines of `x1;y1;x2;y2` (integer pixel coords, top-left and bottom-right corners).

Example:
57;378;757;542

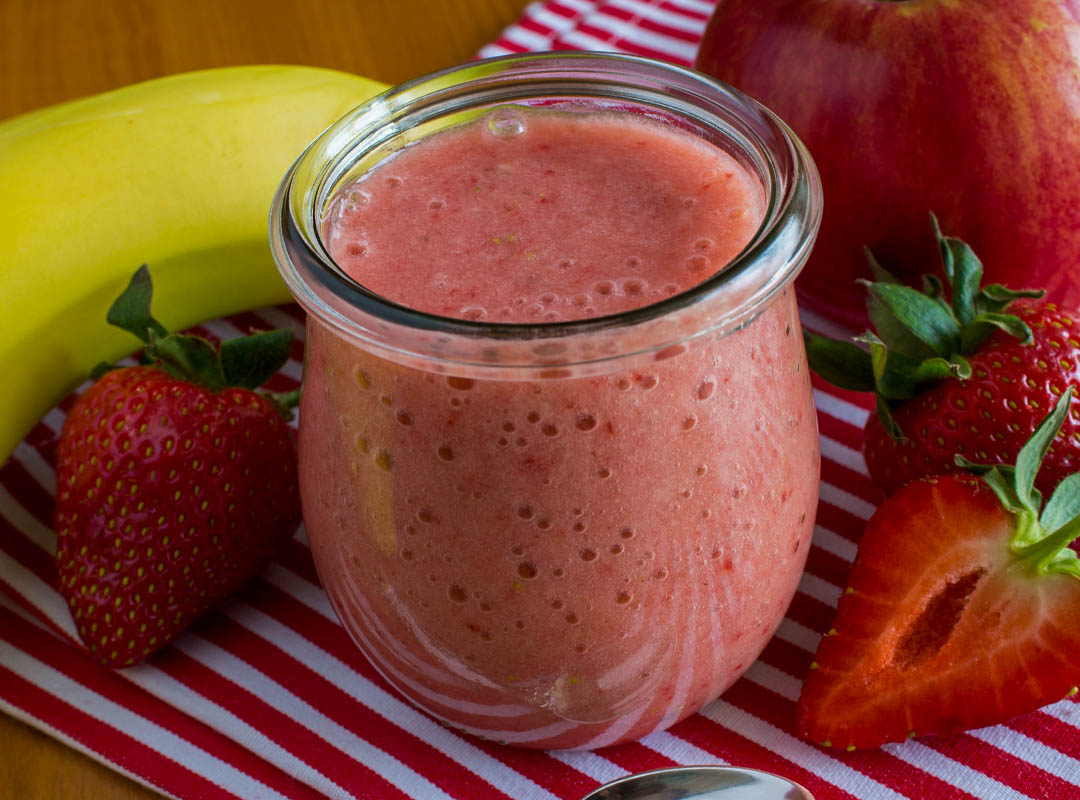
797;391;1080;749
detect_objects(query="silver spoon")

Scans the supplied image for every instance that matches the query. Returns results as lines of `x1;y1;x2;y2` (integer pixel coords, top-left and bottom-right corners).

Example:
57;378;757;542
581;766;814;800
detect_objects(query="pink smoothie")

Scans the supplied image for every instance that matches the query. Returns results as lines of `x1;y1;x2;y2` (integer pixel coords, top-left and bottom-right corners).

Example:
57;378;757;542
301;106;819;749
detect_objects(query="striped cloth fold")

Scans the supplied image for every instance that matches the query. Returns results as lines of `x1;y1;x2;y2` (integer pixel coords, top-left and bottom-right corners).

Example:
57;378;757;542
3;2;1079;798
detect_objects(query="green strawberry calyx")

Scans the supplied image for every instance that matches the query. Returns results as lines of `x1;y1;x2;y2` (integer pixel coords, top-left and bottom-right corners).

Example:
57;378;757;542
957;388;1080;580
92;265;300;417
805;214;1044;441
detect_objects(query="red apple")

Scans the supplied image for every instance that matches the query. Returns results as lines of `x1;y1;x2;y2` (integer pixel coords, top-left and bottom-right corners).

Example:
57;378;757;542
696;0;1080;326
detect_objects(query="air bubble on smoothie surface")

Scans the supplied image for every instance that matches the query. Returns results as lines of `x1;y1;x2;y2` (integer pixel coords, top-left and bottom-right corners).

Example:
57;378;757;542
580;549;598;562
447;377;475;391
345;243;368;258
487;107;527;138
686;255;709;272
448;585;468;603
697;380;716;401
437;445;454;461
461;307;487;320
518;562;538;580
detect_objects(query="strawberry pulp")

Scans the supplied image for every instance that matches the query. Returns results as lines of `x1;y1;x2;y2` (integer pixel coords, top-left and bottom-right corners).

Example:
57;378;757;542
301;106;821;748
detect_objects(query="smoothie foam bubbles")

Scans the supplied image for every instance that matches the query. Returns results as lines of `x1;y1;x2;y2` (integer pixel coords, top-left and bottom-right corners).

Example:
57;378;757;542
271;53;822;749
324;105;766;324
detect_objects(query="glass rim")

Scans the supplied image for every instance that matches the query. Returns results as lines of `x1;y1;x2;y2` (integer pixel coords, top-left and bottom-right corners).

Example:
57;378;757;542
269;51;822;369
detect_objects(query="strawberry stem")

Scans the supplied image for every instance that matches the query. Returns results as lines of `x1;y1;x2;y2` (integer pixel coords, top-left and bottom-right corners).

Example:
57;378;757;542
1014;516;1080;577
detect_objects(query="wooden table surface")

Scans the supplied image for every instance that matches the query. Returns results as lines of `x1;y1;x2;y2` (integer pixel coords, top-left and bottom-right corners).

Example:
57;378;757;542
0;2;530;797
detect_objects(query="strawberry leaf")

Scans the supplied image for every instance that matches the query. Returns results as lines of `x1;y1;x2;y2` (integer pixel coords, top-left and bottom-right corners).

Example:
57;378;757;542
956;457;1023;513
803;332;876;392
961;312;1034;354
1040;472;1080;533
922;273;946;301
935;228;983;328
931;213;954;284
867;294;937;359
864;248;938;359
147;330;227;392
977;284;1045;314
865;246;900;284
875;394;906;442
862;282;962;357
860;332;917;399
858;332;970;400
1014;389;1073;515
221;329;294;390
106;264;168;344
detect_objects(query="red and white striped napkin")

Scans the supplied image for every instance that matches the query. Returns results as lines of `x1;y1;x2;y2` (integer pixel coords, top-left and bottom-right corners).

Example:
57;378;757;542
3;2;1079;798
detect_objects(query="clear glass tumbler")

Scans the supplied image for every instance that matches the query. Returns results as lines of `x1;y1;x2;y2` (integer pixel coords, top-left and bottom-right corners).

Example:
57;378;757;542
270;53;821;750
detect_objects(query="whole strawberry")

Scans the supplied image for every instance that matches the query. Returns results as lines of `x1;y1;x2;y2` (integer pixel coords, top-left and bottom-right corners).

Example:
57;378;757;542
798;392;1080;749
807;216;1080;498
55;266;301;668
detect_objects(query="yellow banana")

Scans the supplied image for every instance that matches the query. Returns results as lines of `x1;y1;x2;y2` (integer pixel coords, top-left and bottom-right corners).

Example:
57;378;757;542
0;65;387;463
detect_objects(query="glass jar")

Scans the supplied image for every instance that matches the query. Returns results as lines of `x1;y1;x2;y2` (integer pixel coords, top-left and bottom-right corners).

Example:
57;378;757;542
270;53;821;750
